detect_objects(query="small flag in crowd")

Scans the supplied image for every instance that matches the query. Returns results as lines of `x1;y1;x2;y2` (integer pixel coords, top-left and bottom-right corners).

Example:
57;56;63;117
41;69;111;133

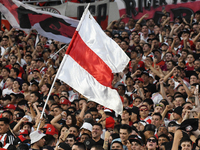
57;6;130;115
0;0;79;43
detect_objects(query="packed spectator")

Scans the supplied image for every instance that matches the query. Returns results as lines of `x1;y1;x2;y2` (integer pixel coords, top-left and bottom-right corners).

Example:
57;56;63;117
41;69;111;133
0;5;200;150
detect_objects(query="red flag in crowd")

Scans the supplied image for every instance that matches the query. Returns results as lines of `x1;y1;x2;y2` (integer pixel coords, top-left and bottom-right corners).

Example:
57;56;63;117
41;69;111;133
0;0;79;43
57;7;130;115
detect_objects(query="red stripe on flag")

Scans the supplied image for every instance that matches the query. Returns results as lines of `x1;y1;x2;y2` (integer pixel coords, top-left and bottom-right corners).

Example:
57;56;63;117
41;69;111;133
66;31;113;88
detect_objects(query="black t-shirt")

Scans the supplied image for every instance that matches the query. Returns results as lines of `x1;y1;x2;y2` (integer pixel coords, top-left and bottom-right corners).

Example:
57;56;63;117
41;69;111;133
95;138;104;146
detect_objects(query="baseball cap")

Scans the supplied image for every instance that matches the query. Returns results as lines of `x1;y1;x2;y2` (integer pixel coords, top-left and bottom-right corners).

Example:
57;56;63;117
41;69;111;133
18;135;31;143
20;129;29;135
30;130;46;144
60;99;71;105
129;135;142;145
5;104;16;110
161;42;169;47
105;116;115;129
152;49;162;54
58;142;71;150
134;77;144;83
42;124;58;135
80;122;93;132
173;106;183;116
168;121;179;127
179;118;198;132
141;71;149;76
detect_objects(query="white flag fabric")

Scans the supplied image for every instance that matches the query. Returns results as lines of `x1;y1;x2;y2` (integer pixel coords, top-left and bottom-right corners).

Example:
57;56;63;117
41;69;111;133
0;0;79;44
57;10;130;115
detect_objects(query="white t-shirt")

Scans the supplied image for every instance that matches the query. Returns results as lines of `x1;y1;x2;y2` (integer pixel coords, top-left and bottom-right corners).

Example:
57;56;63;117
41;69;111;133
2;88;14;97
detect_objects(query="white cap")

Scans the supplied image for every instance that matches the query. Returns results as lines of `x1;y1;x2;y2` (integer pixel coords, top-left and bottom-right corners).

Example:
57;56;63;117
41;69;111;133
30;130;46;144
80;122;92;132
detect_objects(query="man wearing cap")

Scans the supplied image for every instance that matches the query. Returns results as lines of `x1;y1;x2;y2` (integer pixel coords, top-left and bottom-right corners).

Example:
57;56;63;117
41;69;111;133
172;106;183;124
80;122;92;137
128;135;143;150
167;121;180;133
134;77;144;88
60;98;71;111
30;130;46;150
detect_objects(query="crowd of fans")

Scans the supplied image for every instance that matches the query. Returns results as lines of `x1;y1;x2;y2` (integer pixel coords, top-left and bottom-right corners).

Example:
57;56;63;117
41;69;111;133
0;6;200;150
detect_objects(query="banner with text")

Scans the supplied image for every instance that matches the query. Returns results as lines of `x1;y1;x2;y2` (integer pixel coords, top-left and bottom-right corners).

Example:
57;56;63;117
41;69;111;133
115;0;200;24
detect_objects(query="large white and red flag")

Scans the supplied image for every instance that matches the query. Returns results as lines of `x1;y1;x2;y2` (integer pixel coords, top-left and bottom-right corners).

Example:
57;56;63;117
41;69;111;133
0;0;79;43
57;7;130;115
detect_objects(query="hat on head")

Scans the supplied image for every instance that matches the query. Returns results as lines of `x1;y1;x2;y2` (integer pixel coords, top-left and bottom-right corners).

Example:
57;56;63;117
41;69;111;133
131;106;139;116
105;116;115;129
134;77;144;83
5;104;16;110
161;42;169;47
173;106;183;116
33;69;40;72
152;49;162;54
141;71;149;77
123;107;131;115
80;122;93;132
139;120;148;127
60;99;71;105
128;135;142;145
58;142;71;150
46;126;59;136
20;129;29;135
143;124;156;133
179;118;198;132
30;130;46;144
168;121;179;127
16;112;24;120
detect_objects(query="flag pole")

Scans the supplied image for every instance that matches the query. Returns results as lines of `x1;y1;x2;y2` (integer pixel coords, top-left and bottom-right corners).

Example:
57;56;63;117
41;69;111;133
50;44;67;59
36;3;91;130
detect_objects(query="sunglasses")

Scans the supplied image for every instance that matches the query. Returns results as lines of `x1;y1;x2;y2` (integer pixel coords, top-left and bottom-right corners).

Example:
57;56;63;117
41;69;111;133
147;139;156;143
140;108;148;111
155;104;163;108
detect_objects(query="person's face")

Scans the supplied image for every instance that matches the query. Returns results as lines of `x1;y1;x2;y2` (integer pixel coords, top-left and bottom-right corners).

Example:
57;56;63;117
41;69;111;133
87;102;96;108
143;44;150;52
121;110;130;120
134;35;140;43
119;129;129;142
84;113;93;119
168;126;177;133
130;112;137;122
54;107;62;116
134;98;142;106
119;21;125;29
80;128;91;137
157;127;168;136
117;85;125;96
125;78;133;86
60;127;68;136
37;137;46;147
80;134;89;143
92;125;102;139
120;41;128;50
60;92;68;98
90;111;98;121
166;62;173;70
121;32;128;38
142;26;148;34
181;141;192;150
141;74;149;83
190;75;198;84
152;115;161;128
22;83;29;91
172;112;181;121
135;24;141;31
165;53;172;61
155;104;164;112
69;127;79;137
154;51;161;60
123;97;129;107
181;51;188;59
0;121;9;134
30;93;38;103
139;106;149;118
187;55;194;63
196;42;200;50
158;137;169;147
111;142;123;150
13;81;20;89
2;38;8;46
131;51;137;59
66;115;72;126
1;69;9;78
175;97;185;107
131;141;141;150
79;100;85;110
146;138;157;149
10;56;17;65
66;137;75;147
